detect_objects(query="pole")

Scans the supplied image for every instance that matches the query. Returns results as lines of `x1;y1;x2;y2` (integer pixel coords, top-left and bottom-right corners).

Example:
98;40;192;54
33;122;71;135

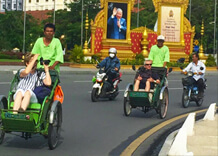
53;0;55;24
137;0;139;27
22;0;26;54
213;0;217;57
81;0;83;47
189;0;191;24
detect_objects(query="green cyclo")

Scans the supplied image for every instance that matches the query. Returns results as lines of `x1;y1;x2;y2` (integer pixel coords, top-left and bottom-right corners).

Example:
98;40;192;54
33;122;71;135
0;69;62;150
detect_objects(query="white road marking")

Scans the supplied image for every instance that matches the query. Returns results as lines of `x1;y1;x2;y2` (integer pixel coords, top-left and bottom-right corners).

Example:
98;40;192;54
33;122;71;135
0;82;10;84
88;88;182;93
74;81;92;83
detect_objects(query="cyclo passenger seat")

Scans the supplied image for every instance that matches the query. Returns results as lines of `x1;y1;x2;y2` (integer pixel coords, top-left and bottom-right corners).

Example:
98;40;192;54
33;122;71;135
151;67;167;81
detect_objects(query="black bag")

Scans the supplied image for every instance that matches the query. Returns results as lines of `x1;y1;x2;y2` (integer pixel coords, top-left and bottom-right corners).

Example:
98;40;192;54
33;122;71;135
33;85;51;103
33;70;51;103
182;77;193;86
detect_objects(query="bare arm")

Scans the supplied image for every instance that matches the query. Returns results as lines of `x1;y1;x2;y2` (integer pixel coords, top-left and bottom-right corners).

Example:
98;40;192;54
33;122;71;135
20;54;39;77
43;64;52;86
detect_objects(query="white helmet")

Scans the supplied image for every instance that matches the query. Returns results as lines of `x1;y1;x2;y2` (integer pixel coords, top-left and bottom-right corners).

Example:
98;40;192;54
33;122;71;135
157;35;165;41
109;48;117;54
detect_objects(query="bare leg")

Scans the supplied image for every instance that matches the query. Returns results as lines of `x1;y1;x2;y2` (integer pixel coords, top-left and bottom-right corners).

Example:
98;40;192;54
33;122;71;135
145;80;150;92
13;91;23;113
134;80;140;91
20;90;31;111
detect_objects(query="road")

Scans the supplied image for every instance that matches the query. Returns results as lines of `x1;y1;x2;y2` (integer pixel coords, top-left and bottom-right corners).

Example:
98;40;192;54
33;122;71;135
0;71;217;156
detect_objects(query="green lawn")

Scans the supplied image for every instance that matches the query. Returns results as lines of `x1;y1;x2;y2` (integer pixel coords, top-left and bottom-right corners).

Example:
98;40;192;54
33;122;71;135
0;59;21;62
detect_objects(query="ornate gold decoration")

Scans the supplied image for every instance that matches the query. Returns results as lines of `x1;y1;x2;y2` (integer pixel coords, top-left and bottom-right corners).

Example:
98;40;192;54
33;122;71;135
153;0;189;13
83;12;89;54
141;26;149;57
199;20;204;58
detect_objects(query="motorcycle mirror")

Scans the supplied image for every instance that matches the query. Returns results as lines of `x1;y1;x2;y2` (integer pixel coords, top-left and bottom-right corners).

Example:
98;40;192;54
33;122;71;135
168;68;173;73
200;67;204;70
132;65;136;71
177;58;185;63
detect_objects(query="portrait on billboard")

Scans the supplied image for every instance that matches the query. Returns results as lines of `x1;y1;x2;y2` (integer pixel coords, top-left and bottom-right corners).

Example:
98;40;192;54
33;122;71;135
107;2;127;40
161;6;181;42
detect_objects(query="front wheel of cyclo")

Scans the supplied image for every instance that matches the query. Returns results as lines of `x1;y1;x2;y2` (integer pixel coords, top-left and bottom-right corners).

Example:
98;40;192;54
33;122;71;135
124;92;132;116
48;102;62;150
0;96;7;144
182;89;190;108
158;88;169;119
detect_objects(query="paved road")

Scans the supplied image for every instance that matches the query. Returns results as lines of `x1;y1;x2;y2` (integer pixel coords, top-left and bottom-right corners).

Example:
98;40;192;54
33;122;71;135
0;71;217;156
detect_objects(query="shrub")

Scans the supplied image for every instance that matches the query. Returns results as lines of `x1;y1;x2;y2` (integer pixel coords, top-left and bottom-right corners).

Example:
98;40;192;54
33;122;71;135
205;55;216;67
68;45;84;63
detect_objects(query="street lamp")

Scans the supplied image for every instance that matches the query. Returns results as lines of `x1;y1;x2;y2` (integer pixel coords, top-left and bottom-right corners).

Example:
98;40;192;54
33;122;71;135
53;0;56;24
22;0;26;54
213;0;217;58
189;0;192;24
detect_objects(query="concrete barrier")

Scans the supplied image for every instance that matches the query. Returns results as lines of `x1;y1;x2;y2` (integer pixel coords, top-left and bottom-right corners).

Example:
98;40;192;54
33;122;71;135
168;113;195;156
203;103;216;120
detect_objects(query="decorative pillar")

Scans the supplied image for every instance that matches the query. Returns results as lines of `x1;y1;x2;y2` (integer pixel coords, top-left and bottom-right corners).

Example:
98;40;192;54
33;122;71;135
141;26;149;57
83;11;89;54
199;20;204;58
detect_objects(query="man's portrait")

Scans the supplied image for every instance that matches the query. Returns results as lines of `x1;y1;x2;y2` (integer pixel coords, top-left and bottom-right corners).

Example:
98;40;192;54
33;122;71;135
107;2;127;40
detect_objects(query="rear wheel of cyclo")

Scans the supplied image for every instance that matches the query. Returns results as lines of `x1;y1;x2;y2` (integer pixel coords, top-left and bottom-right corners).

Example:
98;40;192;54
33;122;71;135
48;102;62;150
158;88;169;119
182;89;190;108
0;96;7;144
196;98;203;106
91;88;99;102
124;92;132;116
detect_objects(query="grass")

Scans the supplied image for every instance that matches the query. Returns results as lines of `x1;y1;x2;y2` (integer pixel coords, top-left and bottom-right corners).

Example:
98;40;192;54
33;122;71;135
0;59;22;62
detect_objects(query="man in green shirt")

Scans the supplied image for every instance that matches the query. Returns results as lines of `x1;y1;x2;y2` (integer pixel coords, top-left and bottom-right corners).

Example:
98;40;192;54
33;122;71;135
148;35;170;68
31;23;64;73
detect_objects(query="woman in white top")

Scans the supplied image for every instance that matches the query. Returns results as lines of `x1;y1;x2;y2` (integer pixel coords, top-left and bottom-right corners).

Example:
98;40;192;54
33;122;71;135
13;53;51;113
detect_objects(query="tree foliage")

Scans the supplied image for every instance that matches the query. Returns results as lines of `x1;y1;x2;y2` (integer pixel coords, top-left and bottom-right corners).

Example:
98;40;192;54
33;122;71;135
0;0;216;55
0;11;41;52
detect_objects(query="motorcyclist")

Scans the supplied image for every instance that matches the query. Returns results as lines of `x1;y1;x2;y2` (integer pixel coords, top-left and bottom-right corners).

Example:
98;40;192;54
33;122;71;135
97;48;120;86
181;53;206;98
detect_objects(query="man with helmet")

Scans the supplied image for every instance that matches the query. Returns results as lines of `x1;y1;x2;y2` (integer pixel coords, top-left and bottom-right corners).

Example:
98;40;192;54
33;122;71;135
97;47;120;85
148;35;170;68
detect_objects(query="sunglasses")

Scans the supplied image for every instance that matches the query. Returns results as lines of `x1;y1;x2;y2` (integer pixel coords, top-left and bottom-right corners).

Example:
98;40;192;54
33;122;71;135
145;64;152;66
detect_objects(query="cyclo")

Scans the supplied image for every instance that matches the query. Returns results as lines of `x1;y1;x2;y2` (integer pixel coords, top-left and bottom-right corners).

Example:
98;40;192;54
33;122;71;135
123;66;172;119
0;69;63;150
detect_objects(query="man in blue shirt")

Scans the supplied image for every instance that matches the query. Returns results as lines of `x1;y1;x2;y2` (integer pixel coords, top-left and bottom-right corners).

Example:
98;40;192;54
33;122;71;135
107;8;126;39
97;48;120;85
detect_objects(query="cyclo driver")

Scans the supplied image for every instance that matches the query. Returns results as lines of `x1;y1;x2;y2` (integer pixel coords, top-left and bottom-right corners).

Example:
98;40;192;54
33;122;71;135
96;48;120;88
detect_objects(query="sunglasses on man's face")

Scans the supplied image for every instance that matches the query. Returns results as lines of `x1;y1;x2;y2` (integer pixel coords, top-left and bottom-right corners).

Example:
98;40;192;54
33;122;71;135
145;64;152;66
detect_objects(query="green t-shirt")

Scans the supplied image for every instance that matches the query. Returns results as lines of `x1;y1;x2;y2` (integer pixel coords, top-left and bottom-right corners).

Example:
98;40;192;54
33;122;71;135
148;45;170;67
31;37;64;73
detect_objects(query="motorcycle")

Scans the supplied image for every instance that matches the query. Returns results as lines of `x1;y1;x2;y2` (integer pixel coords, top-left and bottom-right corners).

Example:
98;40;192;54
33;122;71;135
181;67;206;108
91;67;122;102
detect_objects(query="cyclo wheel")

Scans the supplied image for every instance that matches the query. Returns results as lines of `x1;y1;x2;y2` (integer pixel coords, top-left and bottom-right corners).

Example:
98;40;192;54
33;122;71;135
0;96;7;144
91;88;99;102
124;92;132;116
48;102;62;150
182;89;190;108
158;88;169;119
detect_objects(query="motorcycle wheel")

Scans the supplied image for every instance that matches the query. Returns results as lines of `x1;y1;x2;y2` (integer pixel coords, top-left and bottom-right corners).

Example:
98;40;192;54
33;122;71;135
124;92;131;116
91;88;99;102
182;89;190;108
158;88;169;119
109;87;119;101
196;98;203;106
